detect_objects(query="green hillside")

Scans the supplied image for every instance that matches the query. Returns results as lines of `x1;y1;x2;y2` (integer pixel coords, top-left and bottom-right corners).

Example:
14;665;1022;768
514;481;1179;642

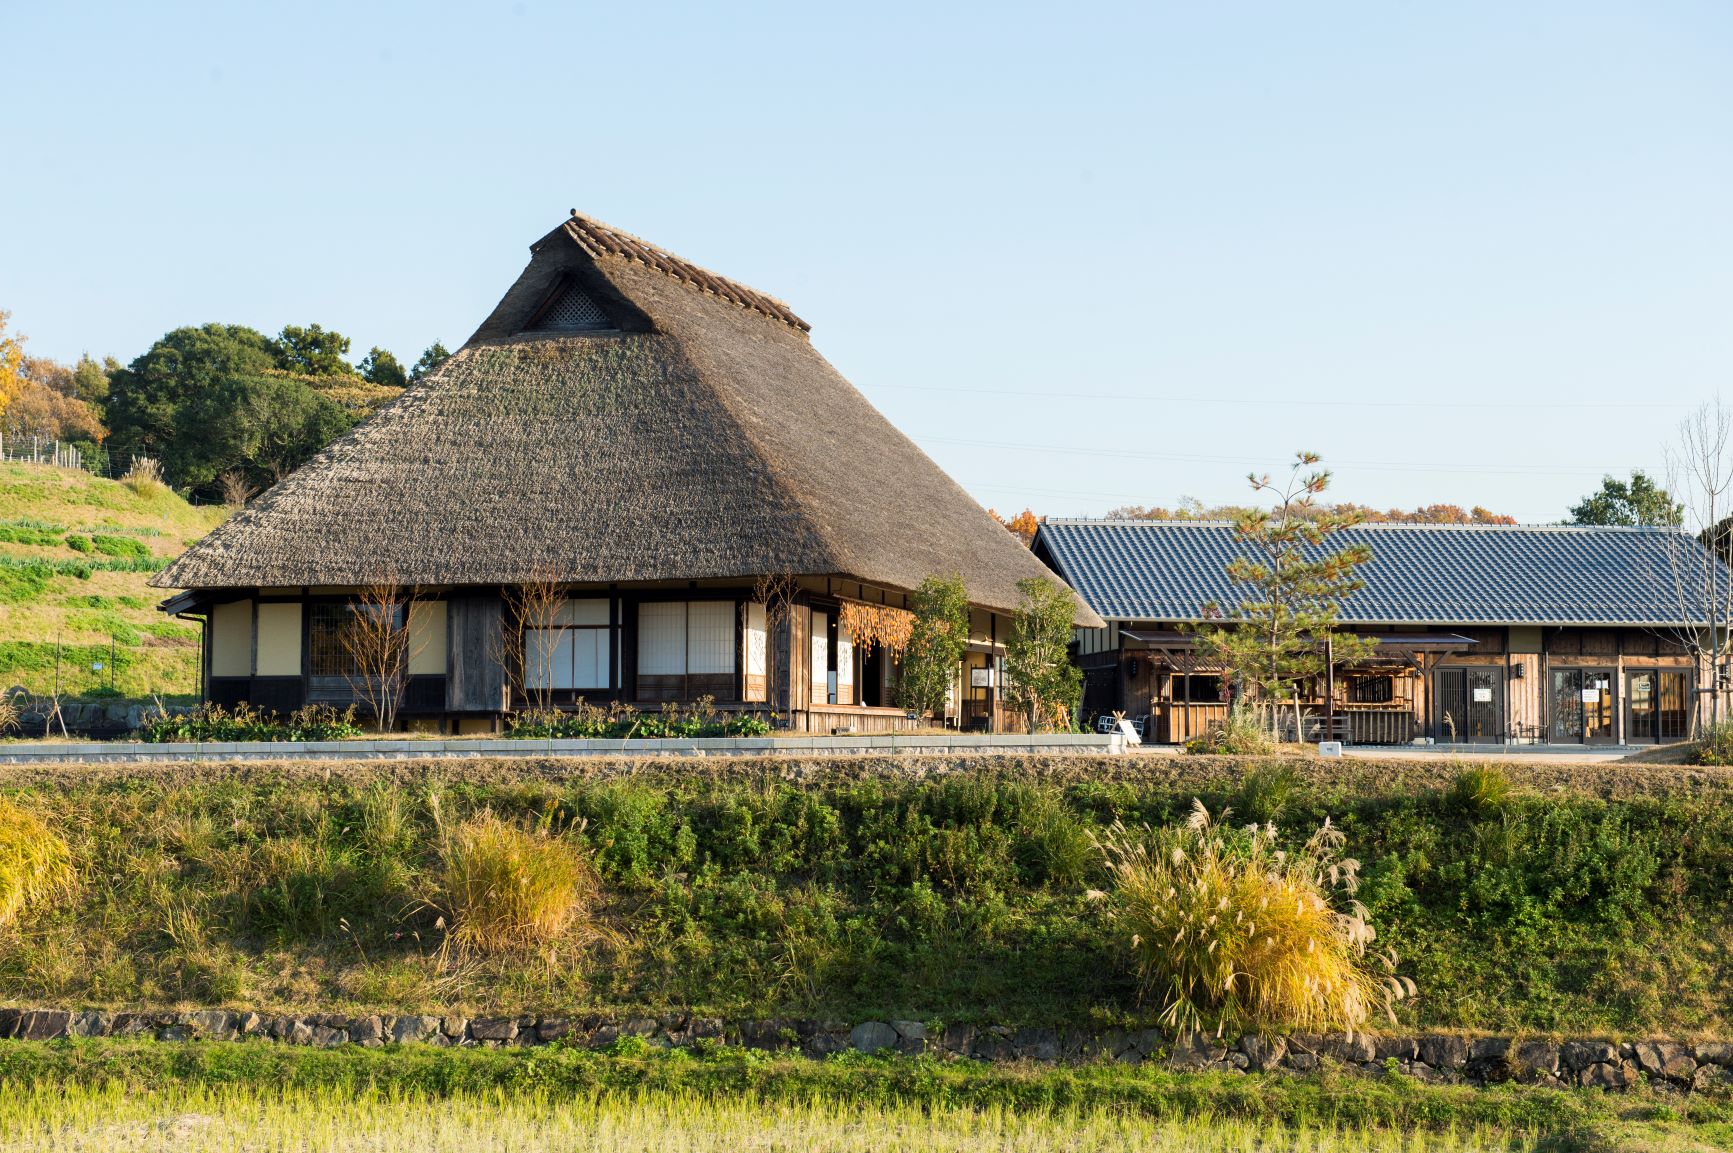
0;461;227;702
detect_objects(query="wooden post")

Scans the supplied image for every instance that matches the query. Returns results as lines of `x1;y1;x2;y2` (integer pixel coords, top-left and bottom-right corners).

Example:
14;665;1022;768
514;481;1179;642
1182;652;1193;744
1325;635;1335;736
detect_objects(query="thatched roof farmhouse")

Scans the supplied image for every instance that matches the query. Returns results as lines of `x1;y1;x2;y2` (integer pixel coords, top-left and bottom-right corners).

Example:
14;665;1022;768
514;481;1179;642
156;211;1098;733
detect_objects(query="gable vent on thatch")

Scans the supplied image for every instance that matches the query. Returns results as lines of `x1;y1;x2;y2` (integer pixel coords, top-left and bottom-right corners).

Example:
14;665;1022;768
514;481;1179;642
526;285;613;333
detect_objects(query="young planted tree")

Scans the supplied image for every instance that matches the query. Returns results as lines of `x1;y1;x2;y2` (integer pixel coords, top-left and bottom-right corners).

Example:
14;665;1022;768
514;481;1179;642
1191;453;1374;740
750;571;801;728
340;582;426;733
896;574;970;720
1003;576;1082;732
494;568;566;715
1657;401;1733;733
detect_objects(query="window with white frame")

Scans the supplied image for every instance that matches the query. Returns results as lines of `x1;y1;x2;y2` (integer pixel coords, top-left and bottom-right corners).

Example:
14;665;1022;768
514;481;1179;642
526;599;615;690
743;602;768;702
810;609;830;704
637;601;738;679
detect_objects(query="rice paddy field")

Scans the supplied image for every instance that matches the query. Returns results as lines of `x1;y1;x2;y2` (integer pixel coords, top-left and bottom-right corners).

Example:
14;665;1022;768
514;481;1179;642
1;1040;1729;1152
0;1080;1723;1152
0;1088;1502;1153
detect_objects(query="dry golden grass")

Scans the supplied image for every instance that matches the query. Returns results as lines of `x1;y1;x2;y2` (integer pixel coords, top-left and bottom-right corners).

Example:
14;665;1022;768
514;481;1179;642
119;456;166;499
433;806;597;956
1096;802;1410;1038
0;797;75;927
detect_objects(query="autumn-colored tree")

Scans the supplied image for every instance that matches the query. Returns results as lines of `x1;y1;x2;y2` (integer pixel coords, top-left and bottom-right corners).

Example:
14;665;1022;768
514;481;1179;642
0;381;106;444
0;312;26;422
989;507;1043;547
1106;500;1515;525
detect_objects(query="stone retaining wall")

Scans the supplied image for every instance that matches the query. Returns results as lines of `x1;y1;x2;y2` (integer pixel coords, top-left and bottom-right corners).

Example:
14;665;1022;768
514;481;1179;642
2;1007;1726;1092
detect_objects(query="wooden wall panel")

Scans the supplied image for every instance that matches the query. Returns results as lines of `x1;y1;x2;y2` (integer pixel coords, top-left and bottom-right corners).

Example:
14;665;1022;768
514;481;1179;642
446;597;506;712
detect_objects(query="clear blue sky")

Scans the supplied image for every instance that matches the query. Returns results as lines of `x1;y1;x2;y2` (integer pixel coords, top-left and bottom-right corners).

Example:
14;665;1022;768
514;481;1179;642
5;1;1730;522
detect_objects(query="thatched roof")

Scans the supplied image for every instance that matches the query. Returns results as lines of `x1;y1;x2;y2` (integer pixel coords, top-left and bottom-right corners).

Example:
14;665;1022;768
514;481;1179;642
155;212;1099;625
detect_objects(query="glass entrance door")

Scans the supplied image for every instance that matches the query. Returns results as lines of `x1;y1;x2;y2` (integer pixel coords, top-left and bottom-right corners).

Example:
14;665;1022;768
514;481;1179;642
1551;669;1617;743
1434;668;1503;743
1628;670;1690;743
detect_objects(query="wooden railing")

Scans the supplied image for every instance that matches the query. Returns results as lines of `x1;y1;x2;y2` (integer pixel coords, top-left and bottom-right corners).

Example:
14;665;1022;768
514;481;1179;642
1151;704;1414;746
1153;703;1229;744
797;706;921;734
1342;708;1414;745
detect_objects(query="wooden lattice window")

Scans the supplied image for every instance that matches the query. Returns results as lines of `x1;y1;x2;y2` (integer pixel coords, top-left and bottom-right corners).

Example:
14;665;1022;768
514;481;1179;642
527;285;612;333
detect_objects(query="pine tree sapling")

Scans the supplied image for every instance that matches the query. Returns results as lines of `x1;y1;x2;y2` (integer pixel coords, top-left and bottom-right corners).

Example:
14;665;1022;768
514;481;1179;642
1192;453;1374;739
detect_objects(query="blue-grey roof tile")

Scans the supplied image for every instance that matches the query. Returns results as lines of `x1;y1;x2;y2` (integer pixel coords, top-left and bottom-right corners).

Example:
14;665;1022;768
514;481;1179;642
1035;520;1727;627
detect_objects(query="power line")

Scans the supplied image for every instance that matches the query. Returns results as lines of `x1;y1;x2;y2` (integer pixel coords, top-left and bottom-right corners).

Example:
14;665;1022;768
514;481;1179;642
923;435;1636;478
866;382;1691;412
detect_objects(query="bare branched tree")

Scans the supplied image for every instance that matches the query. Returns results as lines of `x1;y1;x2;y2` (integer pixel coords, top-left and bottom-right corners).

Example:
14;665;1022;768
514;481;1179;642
751;572;801;729
218;469;257;511
1658;400;1733;733
493;567;566;715
341;581;426;733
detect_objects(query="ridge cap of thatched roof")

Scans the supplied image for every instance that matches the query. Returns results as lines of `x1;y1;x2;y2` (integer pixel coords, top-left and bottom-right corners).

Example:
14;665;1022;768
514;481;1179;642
538;210;810;333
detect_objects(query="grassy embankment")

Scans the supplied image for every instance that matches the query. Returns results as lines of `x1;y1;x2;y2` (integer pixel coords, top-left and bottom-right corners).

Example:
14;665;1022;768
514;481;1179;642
0;461;225;702
0;754;1729;1039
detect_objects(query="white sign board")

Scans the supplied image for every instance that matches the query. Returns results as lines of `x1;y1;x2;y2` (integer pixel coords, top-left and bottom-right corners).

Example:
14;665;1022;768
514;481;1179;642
1580;689;1600;703
1116;718;1143;746
1472;687;1492;703
970;667;995;688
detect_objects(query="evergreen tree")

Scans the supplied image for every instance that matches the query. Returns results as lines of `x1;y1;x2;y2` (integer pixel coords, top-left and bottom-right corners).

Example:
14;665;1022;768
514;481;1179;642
106;324;278;472
1192;452;1375;739
1003;576;1082;731
272;323;353;376
409;341;451;382
1569;470;1683;527
896;574;970;718
357;347;408;388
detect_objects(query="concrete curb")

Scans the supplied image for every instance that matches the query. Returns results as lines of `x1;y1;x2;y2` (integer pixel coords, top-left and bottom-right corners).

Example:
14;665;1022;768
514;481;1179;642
0;733;1123;765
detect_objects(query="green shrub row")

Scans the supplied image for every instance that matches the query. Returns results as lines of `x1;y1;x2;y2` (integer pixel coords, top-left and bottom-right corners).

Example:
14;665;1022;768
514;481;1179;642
140;703;364;742
0;525;65;547
507;700;773;740
0;554;166;584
